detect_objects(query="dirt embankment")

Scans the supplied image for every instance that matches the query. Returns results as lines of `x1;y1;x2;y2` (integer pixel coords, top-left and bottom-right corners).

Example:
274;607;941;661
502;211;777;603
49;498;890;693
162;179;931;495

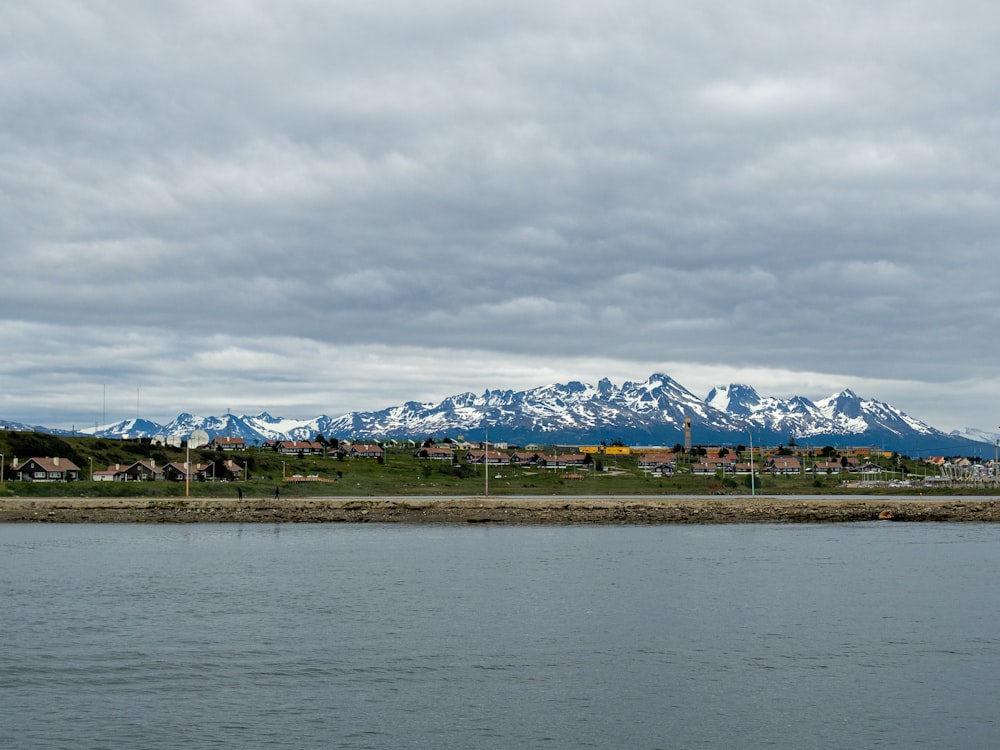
3;496;1000;524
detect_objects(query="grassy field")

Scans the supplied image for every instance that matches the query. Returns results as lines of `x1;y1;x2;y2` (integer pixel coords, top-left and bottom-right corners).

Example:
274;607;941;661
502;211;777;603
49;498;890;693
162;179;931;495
0;432;992;498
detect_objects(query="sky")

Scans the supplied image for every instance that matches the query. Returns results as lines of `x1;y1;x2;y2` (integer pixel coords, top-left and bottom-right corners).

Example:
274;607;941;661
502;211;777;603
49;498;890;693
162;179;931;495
3;0;1000;435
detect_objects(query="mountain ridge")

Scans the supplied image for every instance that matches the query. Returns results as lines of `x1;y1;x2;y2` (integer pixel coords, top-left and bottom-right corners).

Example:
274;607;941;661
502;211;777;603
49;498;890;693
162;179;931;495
2;373;989;456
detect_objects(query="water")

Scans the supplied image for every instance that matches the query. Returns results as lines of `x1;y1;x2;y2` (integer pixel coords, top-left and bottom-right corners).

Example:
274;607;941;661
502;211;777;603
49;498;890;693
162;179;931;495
2;522;999;749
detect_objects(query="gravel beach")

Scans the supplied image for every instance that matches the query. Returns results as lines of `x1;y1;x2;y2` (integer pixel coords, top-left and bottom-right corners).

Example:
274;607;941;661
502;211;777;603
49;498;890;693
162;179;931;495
2;495;999;524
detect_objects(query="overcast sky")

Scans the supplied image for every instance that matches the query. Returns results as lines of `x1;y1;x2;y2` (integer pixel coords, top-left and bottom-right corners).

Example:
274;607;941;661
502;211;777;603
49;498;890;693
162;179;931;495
3;0;1000;434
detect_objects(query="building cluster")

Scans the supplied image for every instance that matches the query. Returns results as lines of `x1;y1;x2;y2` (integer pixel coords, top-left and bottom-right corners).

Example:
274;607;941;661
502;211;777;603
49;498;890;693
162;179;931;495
4;456;244;483
2;441;980;484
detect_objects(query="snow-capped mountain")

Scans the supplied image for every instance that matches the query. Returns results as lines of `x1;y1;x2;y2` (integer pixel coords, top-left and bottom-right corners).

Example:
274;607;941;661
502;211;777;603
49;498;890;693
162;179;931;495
704;384;939;444
5;373;985;455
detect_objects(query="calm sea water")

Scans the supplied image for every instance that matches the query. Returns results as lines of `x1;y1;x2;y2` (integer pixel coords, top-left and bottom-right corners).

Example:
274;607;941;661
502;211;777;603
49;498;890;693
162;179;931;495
2;522;999;749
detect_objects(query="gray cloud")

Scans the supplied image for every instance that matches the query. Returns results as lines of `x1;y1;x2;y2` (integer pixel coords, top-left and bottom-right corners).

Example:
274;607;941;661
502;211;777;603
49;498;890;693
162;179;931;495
3;0;1000;433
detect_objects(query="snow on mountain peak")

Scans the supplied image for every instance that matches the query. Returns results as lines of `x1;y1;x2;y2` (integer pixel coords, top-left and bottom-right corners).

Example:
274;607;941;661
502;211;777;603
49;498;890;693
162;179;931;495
25;372;971;453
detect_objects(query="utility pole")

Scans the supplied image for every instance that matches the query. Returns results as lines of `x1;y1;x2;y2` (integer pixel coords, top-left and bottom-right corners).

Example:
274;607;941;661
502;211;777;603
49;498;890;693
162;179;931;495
748;431;756;497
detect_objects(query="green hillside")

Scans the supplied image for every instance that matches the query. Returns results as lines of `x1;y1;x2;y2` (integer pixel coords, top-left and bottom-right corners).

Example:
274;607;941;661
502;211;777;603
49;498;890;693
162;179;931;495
0;432;985;498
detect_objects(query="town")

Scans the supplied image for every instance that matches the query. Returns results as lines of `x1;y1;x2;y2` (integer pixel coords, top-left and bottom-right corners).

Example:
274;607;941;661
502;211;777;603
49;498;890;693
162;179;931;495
1;429;995;496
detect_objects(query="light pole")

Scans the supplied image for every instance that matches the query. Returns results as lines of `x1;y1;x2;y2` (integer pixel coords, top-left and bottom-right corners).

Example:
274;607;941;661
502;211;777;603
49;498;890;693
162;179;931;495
484;425;489;498
1;453;4;484
748;431;756;497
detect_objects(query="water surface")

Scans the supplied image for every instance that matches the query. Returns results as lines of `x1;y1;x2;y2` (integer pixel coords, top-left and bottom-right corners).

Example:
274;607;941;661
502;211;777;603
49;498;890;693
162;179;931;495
2;523;998;748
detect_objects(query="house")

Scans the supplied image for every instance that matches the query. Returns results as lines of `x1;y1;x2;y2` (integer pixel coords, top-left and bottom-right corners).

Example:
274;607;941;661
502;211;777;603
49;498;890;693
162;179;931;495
94;461;164;482
509;451;540;466
639;452;676;467
689;462;717;475
348;444;384;459
767;457;802;475
214;459;244;480
638;452;677;473
162;462;188;481
465;450;510;465
277;441;324;455
813;460;844;474
535;453;587;469
12;457;81;482
162;462;207;481
209;436;246;451
415;446;455;461
119;460;164;482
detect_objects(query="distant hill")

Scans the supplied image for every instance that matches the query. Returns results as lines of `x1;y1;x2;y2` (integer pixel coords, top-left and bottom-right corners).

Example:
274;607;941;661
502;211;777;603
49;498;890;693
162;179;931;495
2;373;989;456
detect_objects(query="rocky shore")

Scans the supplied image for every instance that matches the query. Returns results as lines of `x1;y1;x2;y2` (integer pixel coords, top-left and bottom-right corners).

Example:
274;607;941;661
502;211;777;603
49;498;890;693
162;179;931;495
3;495;1000;524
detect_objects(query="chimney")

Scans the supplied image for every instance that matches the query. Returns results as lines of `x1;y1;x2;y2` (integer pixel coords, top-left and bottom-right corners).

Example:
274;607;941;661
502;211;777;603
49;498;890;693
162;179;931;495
53;456;60;466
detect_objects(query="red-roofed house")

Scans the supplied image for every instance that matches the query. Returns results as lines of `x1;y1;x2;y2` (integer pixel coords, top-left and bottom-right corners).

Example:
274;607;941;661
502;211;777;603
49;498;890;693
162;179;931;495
209;436;246;451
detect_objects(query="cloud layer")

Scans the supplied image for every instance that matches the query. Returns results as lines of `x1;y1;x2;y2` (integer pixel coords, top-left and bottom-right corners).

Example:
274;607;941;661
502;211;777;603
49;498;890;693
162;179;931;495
3;1;1000;433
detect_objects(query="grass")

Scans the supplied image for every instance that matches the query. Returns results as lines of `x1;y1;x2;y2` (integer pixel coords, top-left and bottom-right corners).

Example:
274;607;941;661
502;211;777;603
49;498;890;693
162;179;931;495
0;433;992;498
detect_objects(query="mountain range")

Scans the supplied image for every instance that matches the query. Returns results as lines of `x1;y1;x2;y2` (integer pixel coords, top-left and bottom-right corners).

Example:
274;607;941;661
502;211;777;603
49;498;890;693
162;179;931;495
3;373;988;456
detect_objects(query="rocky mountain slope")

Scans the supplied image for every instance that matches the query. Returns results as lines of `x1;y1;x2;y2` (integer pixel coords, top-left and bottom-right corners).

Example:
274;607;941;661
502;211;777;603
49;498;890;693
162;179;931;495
4;373;985;455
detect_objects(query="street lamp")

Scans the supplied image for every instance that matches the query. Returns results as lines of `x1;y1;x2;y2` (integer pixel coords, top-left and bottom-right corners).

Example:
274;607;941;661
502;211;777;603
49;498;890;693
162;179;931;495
747;431;756;498
1;453;4;484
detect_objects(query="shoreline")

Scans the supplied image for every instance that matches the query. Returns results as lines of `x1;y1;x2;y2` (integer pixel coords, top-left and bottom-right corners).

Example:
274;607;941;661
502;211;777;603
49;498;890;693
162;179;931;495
3;495;1000;524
